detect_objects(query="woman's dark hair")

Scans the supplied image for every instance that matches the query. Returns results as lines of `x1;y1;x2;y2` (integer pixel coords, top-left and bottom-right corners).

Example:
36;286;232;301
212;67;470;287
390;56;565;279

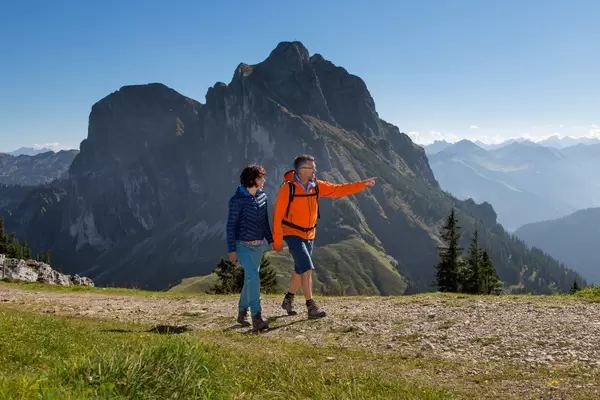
240;164;266;188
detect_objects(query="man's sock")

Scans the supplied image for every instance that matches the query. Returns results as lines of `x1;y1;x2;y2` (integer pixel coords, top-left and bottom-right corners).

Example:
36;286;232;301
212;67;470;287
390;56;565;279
286;292;295;297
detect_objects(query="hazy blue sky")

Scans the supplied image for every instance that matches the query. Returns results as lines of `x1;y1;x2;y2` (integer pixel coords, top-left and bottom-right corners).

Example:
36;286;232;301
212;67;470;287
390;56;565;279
1;0;598;151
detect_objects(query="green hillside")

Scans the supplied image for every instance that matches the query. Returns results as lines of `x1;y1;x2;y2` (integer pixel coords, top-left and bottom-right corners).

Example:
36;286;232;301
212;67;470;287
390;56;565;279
170;238;407;295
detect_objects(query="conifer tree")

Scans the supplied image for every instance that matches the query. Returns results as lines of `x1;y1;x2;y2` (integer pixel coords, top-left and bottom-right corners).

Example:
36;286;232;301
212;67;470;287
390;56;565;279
461;230;482;294
570;280;581;294
6;233;17;258
434;208;461;292
13;238;21;259
0;217;7;254
210;258;244;294
22;241;31;260
480;249;503;294
45;249;52;265
259;253;278;294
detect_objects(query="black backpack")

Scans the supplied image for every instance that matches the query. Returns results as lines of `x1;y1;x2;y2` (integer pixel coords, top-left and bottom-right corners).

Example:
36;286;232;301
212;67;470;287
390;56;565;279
281;181;320;231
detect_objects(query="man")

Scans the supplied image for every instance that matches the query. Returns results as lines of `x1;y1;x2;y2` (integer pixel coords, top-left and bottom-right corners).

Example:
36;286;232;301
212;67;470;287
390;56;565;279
272;154;376;319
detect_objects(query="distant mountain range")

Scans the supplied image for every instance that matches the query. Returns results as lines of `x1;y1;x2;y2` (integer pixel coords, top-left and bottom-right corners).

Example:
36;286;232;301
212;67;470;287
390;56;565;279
515;208;600;284
0;150;79;186
7;147;55;156
423;136;600;155
427;139;600;231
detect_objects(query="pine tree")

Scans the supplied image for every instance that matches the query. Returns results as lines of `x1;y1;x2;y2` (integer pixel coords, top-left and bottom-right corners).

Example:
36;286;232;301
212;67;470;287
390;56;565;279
210;258;244;294
22;240;31;260
480;249;502;294
259;253;278;294
45;249;52;265
434;208;462;292
570;280;581;294
461;230;481;294
37;249;46;263
13;238;21;260
0;217;7;254
6;233;17;258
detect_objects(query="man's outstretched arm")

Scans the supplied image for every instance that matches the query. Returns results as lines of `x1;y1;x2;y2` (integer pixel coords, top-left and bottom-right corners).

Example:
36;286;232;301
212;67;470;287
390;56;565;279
317;177;376;198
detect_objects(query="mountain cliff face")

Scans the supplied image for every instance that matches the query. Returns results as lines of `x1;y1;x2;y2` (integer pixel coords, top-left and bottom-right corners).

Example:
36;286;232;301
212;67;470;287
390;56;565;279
0;150;78;186
2;41;585;293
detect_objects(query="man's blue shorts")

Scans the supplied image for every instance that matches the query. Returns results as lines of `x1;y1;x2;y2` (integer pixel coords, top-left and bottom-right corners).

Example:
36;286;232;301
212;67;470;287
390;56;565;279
284;235;315;275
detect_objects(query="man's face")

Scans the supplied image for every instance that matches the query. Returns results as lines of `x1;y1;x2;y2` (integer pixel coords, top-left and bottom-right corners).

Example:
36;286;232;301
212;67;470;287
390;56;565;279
298;160;316;181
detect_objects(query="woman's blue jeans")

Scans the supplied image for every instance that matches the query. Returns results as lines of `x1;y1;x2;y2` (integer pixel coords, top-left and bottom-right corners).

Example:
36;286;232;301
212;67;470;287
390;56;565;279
236;241;268;317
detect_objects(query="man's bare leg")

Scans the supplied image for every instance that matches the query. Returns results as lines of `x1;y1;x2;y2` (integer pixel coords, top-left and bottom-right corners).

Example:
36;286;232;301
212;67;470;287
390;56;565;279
300;270;313;300
288;272;302;294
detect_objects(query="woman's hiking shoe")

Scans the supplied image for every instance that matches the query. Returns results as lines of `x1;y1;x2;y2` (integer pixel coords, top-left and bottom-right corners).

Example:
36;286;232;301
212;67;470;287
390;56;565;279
237;309;251;326
251;312;269;332
306;299;326;319
281;292;298;315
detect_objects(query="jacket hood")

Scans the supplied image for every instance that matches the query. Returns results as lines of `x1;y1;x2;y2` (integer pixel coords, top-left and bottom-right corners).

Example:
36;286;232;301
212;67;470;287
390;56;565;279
283;170;296;181
234;184;263;198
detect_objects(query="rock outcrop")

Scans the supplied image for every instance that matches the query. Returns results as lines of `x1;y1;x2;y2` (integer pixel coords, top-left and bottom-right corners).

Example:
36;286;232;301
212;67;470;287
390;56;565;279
1;41;586;293
0;254;94;286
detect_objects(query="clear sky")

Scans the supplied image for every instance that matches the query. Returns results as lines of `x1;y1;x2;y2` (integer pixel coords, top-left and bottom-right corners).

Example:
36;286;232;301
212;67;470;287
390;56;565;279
1;0;599;151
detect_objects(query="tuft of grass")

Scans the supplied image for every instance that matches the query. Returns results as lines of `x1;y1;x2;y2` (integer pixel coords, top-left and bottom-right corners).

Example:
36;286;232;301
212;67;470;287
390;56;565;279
573;285;600;302
0;309;455;399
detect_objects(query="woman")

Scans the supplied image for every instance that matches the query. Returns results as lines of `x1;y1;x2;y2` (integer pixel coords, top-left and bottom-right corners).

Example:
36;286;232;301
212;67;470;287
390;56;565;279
226;164;273;331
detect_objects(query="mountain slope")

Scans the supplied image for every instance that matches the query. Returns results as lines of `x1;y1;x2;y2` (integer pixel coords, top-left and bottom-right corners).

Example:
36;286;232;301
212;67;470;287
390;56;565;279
0;150;78;186
2;41;585;294
515;208;600;284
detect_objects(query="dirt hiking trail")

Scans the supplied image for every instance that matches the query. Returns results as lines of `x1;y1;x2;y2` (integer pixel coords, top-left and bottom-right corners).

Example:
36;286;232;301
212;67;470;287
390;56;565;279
2;285;599;399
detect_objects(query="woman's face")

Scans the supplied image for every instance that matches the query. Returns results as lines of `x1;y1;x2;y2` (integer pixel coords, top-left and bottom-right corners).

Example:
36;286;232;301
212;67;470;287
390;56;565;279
256;174;266;189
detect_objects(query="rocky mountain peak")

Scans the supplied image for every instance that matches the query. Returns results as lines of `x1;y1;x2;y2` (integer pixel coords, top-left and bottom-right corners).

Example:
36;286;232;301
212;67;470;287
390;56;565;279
262;41;311;70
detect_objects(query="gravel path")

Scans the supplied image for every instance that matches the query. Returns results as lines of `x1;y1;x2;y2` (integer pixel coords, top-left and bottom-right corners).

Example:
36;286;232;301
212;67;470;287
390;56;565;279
2;286;600;398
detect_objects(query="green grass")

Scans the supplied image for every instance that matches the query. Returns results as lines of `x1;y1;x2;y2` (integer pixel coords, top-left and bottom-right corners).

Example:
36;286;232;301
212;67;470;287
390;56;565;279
0;309;455;400
573;285;600;301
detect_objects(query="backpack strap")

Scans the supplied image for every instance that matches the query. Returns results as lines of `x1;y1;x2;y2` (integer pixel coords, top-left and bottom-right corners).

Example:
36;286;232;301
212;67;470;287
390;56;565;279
282;180;320;220
285;181;295;218
314;181;320;219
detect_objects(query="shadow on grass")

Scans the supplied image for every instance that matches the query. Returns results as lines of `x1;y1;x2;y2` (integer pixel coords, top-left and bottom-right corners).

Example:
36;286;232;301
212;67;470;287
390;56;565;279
102;324;193;335
222;314;308;335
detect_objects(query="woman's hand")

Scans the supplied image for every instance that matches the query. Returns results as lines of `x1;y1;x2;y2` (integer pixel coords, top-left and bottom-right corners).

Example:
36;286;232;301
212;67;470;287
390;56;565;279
228;252;237;263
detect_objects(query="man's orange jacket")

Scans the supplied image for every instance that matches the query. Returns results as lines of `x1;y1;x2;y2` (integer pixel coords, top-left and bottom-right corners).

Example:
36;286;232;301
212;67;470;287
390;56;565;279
272;170;367;249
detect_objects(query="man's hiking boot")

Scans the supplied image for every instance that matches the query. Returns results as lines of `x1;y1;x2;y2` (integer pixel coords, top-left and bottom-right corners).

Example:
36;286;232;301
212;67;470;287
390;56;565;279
237;309;251;326
281;292;298;315
306;299;326;319
251;312;269;332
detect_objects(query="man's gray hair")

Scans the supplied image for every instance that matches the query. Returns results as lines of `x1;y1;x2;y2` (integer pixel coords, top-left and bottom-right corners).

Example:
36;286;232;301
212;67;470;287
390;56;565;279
294;154;315;171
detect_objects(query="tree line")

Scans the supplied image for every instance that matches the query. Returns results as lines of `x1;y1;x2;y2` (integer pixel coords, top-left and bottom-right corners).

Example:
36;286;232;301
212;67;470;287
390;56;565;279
0;216;52;264
434;208;503;294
